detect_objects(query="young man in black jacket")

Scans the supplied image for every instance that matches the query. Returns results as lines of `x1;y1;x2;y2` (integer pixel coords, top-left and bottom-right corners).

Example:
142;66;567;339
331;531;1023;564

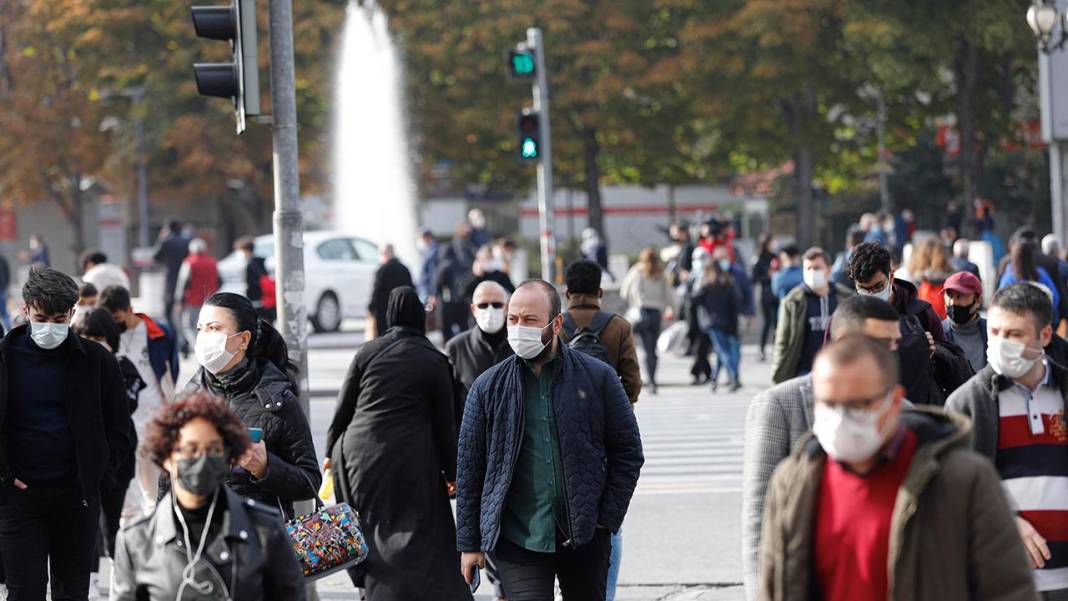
0;267;131;600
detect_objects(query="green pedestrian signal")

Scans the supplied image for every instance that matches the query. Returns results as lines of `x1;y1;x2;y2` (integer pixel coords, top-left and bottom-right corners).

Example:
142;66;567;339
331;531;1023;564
517;110;541;162
508;48;536;79
521;137;538;159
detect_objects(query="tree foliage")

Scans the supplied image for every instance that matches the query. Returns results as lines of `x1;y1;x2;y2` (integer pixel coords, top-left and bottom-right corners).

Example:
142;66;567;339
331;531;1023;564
0;0;1046;254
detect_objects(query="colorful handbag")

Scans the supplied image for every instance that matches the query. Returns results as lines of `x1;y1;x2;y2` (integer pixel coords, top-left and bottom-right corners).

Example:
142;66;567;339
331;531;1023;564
285;496;369;580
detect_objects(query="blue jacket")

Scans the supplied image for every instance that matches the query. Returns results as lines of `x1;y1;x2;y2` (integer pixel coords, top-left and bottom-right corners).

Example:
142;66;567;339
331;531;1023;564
137;314;179;386
771;266;803;300
456;344;644;552
728;264;756;316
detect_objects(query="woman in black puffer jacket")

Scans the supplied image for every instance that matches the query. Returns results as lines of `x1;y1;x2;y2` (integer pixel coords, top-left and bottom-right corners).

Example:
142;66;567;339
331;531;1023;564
183;292;320;518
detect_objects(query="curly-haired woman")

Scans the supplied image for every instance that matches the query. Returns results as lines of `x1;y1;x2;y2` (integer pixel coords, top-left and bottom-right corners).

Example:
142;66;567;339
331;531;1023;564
111;392;305;601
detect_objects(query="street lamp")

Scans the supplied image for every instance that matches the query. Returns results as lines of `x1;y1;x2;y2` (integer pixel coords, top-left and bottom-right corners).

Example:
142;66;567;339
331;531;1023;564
1028;0;1068;53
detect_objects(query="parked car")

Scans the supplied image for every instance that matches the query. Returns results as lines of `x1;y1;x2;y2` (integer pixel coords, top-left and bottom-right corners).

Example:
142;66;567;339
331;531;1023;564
217;231;379;332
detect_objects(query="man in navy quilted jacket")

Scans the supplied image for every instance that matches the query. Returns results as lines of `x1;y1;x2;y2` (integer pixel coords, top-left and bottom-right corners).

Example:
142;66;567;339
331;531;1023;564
456;279;644;601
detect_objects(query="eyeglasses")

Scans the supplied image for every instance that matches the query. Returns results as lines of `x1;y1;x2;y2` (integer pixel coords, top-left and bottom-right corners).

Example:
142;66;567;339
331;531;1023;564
816;391;893;413
475;302;505;310
173;444;227;460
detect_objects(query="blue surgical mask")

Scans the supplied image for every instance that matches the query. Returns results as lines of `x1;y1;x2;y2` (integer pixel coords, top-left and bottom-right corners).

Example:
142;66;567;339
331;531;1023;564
718;260;731;271
30;321;69;350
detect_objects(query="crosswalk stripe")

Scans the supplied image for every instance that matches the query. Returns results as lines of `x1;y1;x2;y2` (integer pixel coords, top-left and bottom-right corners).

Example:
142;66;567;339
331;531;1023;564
632;384;751;496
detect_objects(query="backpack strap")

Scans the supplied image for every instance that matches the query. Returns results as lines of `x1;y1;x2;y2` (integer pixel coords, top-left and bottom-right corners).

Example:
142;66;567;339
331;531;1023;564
588;310;614;335
562;312;579;340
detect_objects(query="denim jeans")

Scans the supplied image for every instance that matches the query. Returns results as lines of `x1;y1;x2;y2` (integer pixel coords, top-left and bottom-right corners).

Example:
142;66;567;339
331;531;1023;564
606;528;623;601
708;328;741;383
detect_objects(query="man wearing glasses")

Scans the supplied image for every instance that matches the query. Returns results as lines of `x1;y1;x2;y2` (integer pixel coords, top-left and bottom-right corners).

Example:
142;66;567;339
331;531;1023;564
742;294;909;599
759;334;1035;600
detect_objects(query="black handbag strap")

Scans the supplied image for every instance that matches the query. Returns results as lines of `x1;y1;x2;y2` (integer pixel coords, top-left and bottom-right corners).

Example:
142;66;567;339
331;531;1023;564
280;469;326;520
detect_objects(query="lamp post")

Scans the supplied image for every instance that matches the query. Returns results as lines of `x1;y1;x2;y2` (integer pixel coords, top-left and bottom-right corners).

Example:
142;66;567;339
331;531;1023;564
1029;0;1068;242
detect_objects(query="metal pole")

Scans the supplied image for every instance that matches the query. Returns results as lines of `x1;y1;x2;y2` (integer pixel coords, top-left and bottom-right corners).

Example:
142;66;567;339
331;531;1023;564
1053;143;1067;244
266;3;315;597
136;118;150;248
528;27;555;282
876;93;891;214
267;0;309;433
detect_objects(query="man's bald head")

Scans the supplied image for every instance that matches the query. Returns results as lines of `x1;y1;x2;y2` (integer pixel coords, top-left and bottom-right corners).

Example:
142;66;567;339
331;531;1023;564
472;281;509;309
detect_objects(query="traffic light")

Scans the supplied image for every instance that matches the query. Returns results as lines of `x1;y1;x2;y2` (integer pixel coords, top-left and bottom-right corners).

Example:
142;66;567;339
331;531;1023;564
191;0;260;134
517;109;541;161
508;46;536;79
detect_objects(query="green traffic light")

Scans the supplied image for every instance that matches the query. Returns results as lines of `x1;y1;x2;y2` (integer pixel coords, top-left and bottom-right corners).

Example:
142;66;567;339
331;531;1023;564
512;52;535;76
521;137;539;159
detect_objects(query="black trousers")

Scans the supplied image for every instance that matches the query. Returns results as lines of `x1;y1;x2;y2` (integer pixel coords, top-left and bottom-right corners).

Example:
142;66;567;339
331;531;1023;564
634;308;662;385
0;481;99;601
494;529;612;601
759;294;779;352
90;474;133;571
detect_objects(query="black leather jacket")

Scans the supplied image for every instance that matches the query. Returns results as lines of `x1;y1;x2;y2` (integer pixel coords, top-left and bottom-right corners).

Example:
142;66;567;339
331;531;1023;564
111;488;306;601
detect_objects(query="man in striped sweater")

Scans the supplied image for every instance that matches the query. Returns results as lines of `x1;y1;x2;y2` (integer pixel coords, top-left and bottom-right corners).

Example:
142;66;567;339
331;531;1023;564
947;283;1068;598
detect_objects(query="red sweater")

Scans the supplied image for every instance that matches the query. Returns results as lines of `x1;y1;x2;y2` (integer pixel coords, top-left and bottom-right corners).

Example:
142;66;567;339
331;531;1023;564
814;429;917;600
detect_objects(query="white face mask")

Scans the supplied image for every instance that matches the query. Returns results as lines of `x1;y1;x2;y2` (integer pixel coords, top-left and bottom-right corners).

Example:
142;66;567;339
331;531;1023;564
30;321;69;350
987;336;1042;379
195;331;239;374
812;393;895;464
857;279;892;303
803;269;828;291
507;320;553;360
474;307;506;334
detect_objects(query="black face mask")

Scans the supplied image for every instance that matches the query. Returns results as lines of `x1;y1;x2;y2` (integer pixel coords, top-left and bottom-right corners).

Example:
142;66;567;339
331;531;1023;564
175;454;228;497
115;320;128;334
947;302;977;325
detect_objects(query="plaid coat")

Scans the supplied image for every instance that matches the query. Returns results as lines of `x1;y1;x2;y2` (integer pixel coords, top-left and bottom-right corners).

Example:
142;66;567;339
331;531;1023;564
741;375;814;601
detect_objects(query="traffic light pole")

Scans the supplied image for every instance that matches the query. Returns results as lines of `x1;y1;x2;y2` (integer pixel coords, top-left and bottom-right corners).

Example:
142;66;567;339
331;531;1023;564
528;27;556;283
267;1;310;427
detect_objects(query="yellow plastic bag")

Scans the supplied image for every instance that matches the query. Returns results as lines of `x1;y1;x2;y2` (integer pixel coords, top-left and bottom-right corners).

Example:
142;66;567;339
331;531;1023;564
319;468;335;503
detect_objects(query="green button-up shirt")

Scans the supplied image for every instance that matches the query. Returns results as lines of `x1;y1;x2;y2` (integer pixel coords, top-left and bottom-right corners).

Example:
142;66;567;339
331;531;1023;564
500;359;570;553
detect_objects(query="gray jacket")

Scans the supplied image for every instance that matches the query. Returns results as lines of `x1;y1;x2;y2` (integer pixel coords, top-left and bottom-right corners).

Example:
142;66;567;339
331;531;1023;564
945;362;1068;461
111;488;306;601
741;375;814;601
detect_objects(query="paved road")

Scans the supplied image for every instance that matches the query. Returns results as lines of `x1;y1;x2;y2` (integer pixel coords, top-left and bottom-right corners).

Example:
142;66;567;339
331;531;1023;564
168;326;766;600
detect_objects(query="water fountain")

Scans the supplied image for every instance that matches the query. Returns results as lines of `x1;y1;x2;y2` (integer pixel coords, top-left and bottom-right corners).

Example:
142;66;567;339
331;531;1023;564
333;0;419;269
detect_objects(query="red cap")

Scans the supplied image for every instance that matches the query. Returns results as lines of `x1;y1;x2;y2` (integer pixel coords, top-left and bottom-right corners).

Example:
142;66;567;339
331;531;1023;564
943;271;982;296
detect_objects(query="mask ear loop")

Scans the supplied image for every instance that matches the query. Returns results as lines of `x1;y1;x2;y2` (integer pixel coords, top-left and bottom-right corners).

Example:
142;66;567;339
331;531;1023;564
174;487;221;599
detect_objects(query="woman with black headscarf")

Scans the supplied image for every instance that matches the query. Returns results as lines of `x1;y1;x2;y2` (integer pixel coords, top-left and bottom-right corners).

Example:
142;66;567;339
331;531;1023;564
325;286;471;600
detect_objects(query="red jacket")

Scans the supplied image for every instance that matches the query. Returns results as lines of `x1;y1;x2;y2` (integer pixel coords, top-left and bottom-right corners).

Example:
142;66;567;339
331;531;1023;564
183;254;219;307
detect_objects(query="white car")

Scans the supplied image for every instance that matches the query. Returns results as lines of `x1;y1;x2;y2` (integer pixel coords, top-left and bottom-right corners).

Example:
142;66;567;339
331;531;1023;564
217;231;379;332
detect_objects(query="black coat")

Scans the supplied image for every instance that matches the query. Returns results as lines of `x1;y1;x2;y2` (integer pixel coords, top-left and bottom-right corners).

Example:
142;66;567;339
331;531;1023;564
154;234;190;298
326;327;471;601
445;325;513;425
693;282;741;336
0;326;131;503
368;258;414;330
185;359;321;518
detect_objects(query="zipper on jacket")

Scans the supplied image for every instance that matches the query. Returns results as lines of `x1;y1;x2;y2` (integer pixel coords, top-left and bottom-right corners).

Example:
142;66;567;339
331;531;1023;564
489;374;526;550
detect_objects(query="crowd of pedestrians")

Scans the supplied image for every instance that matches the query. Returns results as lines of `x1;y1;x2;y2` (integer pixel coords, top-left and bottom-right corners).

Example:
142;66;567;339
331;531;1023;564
15;202;1068;601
